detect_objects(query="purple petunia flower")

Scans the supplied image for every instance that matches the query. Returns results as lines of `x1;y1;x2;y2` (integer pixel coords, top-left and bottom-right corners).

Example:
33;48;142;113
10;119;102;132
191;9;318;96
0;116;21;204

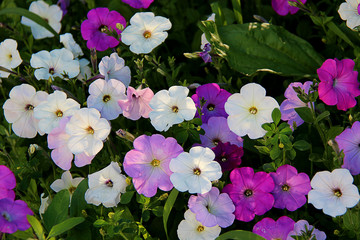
188;187;235;228
253;216;295;240
336;121;360;175
270;164;311;211
123;134;183;197
81;8;126;51
212;142;243;172
0;165;16;200
222;167;274;222
280;81;313;129
57;0;70;16
0;198;34;234
286;220;326;240
191;83;231;123
199;117;243;148
121;0;154;9
272;0;306;16
199;43;212;63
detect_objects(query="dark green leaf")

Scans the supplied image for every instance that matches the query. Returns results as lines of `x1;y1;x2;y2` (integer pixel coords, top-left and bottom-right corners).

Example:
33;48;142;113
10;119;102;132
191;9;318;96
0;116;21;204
43;189;70;231
315;111;330;124
343;209;360;231
294;107;314;123
163;188;178;240
262;123;273;131
309;153;325;162
326;126;344;141
142;210;151;222
272;108;281;126
216;230;266;240
175;129;188;144
191;118;202;126
254;145;270;155
70;179;88;217
48;217;85;238
270;146;281;160
152;206;164;217
293;140;311;151
120;191;135;204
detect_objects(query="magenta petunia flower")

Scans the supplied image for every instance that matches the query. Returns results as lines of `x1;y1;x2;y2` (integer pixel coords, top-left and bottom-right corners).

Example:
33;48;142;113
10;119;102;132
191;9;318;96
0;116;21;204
0;198;34;234
121;0;154;9
222;167;274;222
270;164;311;211
0;166;16;200
272;0;306;16
212;142;243;172
191;83;231;123
123;134;183;197
199;117;243;148
280;81;313;129
336;121;360;175
317;58;360;111
81;8;126;51
253;216;295;240
188;187;235;228
118;86;154;121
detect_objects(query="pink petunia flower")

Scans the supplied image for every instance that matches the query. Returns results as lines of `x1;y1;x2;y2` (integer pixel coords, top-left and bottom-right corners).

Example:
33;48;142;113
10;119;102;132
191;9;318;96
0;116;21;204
317;58;360;111
272;0;306;16
253;216;295;240
0;165;16;200
81;8;126;51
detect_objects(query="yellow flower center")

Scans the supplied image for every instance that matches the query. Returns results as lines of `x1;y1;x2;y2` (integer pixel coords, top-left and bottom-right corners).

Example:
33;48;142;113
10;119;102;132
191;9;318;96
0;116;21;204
244;189;253;197
196;225;205;232
68;186;76;194
334;188;342;198
281;184;290;191
106;180;113;187
249;107;257;114
193;168;201;175
172;106;179;113
143;30;152;39
207;104;215;111
151;159;161;167
55;110;63;117
86;126;94;134
103;95;111;102
25;104;34;111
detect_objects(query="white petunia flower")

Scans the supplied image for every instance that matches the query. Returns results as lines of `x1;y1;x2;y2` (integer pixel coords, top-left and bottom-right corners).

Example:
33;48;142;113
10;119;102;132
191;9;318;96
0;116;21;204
21;0;62;39
99;53;131;87
65;108;111;156
39;193;51;218
225;83;279;139
50;170;84;195
308;168;360;217
3;84;48;138
34;90;80;134
60;33;84;58
121;12;172;54
77;58;91;81
149;86;196;132
30;48;80;81
0;39;22;78
177;209;221;240
170;146;222;194
87;79;126;120
338;0;360;29
85;162;128;208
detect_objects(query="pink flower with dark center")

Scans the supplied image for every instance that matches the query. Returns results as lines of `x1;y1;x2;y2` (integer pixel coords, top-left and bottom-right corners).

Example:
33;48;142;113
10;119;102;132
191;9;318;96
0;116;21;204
253;216;295;240
272;0;306;16
81;8;126;51
0;166;16;200
317;58;360;111
222;167;274;222
121;0;154;9
212;142;243;172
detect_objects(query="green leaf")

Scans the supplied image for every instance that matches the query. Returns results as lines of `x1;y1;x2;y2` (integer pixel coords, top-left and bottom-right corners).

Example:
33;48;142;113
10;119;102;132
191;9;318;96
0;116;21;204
216;230;266;240
11;228;35;240
262;123;273;132
271;108;281;126
326;126;344;141
152;206;164;217
293;140;311;151
142;210;150;222
343;209;360;232
175;128;189;144
294;107;314;123
327;21;355;48
47;217;85;238
191;118;202;126
27;215;45;240
163;188;178;240
0;8;59;39
231;0;243;24
93;219;109;227
315;111;330;124
270;146;281;160
309;153;325;162
199;21;323;77
70;179;88;217
254;145;270;155
120;191;135;204
43;189;70;231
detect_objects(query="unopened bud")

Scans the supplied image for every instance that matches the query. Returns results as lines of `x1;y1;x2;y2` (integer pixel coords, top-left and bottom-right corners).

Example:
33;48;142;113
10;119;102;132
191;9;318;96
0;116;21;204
158;193;168;201
188;83;201;90
82;210;88;218
279;143;284;149
28;144;39;155
116;129;135;142
90;48;97;73
116;23;124;31
108;212;115;219
126;177;132;186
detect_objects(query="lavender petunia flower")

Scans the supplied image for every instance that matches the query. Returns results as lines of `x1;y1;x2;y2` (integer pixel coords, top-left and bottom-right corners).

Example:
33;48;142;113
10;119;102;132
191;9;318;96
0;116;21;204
0;198;34;234
81;8;126;51
191;83;231;123
199;43;212;63
0;165;16;200
121;0;154;9
57;0;70;16
212;142;243;172
286;220;326;240
336;121;360;175
253;216;295;240
222;167;274;222
124;134;183;197
270;164;311;211
272;0;306;16
188;187;235;228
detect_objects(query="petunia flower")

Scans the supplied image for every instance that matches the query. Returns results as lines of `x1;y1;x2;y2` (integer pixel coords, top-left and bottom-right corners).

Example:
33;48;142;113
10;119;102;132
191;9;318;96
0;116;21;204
30;48;80;81
225;83;280;139
0;39;22;78
65;108;111;156
3;84;48;138
21;0;62;39
317;58;360;111
85;162;128;208
98;53;131;87
188;187;235;228
222;167;274;222
121;12;172;54
121;0;154;9
118;86;154;121
336;121;360;175
81;7;126;51
123;134;183;197
149;86;196;132
177;209;221;240
270;164;311;211
57;0;70;16
50;170;84;195
191;83;231;123
199;116;243;148
212;142;243;172
253;216;295;240
87;79;127;120
286;220;326;240
338;0;360;29
77;58;92;81
199;43;212;63
39;193;51;218
0;165;16;200
271;0;306;16
60;33;84;58
308;168;360;217
0;198;34;234
34;90;80;134
170;146;222;194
